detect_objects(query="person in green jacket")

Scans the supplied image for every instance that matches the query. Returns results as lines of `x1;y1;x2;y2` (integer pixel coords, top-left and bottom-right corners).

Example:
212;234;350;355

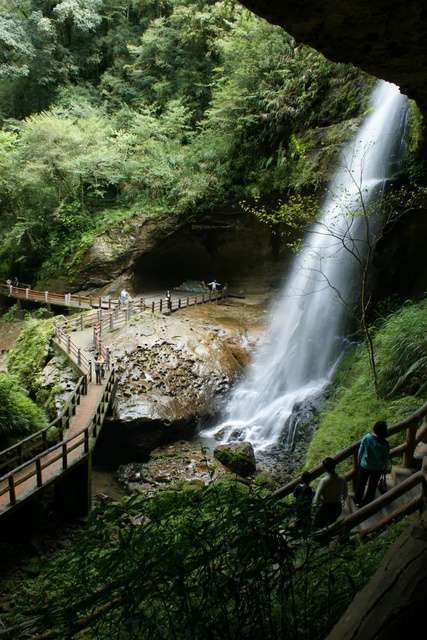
353;420;390;507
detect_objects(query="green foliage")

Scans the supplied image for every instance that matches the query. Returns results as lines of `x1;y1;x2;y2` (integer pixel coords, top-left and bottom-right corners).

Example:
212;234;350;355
12;479;398;639
374;298;427;398
0;0;372;285
305;298;426;469
0;372;48;444
7;317;56;394
1;304;19;322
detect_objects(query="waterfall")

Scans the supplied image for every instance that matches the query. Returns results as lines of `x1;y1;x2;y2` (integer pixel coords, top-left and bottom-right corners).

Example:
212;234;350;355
203;81;408;453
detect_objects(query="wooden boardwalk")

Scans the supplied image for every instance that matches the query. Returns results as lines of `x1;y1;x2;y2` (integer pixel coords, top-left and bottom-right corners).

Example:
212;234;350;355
0;334;115;521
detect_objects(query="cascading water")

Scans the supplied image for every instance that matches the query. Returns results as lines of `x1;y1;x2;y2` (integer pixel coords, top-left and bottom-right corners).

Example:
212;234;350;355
202;81;408;453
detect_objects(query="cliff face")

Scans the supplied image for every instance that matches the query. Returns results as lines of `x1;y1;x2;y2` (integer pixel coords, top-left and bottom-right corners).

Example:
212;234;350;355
73;211;293;296
238;0;427;125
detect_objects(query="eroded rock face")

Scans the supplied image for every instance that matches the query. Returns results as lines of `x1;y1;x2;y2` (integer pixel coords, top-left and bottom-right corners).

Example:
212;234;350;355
239;1;427;125
67;211;292;296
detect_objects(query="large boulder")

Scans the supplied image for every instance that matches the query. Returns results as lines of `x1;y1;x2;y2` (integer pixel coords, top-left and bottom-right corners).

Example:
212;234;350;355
214;441;256;477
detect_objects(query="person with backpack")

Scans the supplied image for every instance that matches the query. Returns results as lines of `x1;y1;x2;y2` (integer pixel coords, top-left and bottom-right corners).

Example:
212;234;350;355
353;420;390;507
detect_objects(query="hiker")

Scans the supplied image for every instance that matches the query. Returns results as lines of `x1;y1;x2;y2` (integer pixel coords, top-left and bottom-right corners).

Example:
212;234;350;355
312;458;348;529
120;289;127;306
13;276;19;287
292;471;313;531
165;290;172;310
353;420;390;507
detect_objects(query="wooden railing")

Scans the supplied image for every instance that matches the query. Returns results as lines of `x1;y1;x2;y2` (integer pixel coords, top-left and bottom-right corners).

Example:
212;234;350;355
55;324;93;380
0;282;228;313
55;289;228;343
0;283;91;309
273;401;427;536
0;370;116;510
0;375;88;477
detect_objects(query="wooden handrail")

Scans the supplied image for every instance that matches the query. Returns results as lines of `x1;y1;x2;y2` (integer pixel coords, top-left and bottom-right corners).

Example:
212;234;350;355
272;401;427;502
0;370;116;508
0;376;88;476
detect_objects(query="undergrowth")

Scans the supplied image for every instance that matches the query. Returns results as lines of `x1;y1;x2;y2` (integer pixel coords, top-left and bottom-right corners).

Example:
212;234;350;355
305;296;427;470
2;479;406;640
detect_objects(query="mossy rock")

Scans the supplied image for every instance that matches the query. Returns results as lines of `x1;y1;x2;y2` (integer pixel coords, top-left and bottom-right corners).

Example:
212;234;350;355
213;442;256;477
255;471;277;490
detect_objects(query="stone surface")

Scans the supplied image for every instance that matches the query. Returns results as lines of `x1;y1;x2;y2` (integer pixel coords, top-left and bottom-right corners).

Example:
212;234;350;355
214;441;257;477
238;1;427;127
64;211;293;296
93;296;268;465
116;440;229;498
326;511;427;640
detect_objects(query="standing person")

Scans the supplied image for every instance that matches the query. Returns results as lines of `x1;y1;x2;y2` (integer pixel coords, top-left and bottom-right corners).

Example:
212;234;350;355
13;276;19;287
312;458;348;529
165;290;172;310
353;420;390;507
208;280;220;293
120;289;127;306
292;471;313;532
98;352;105;379
94;353;101;385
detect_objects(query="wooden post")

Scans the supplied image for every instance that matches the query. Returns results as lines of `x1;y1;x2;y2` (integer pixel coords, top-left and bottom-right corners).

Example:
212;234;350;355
36;458;43;487
404;421;417;468
152;301;155;313
352;451;359;492
62;443;68;470
84;428;90;454
8;476;16;505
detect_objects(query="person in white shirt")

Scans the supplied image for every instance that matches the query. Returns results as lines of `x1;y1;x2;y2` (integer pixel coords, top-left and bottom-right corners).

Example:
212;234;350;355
312;457;348;529
208;280;220;293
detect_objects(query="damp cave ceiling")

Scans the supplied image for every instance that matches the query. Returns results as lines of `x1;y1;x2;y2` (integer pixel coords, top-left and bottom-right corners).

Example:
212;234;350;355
239;0;427;122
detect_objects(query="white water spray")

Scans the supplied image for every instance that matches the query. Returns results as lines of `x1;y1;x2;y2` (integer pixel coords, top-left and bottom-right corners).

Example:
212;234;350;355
203;81;408;452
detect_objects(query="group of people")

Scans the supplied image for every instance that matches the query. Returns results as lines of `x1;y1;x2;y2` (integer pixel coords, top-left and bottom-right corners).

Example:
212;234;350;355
5;276;19;287
94;352;105;385
293;420;390;532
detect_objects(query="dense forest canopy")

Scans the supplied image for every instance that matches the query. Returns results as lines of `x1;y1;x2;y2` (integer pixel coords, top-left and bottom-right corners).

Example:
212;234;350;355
0;0;373;286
